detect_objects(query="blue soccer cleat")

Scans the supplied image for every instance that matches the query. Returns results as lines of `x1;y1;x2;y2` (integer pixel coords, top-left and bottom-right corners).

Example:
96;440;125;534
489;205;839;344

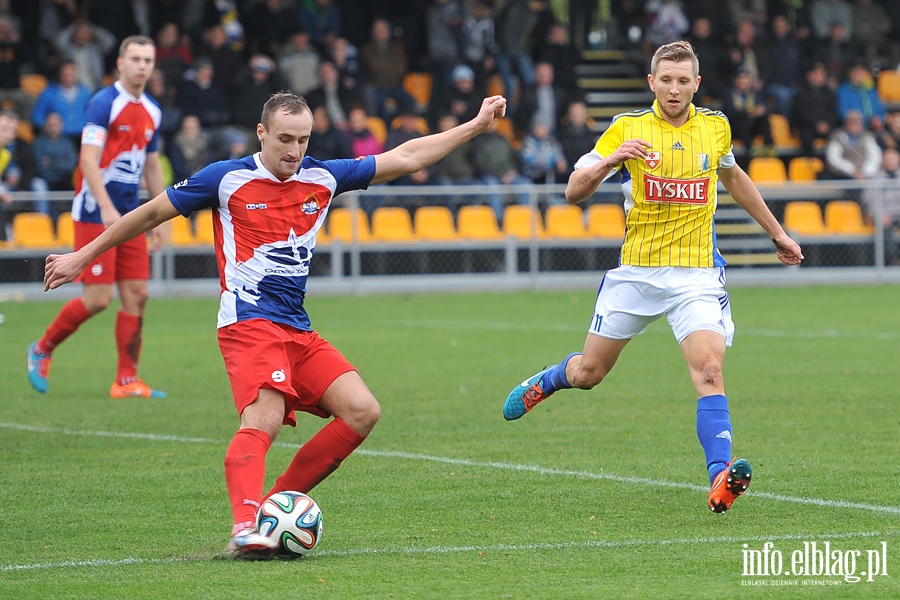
503;366;555;421
27;341;52;394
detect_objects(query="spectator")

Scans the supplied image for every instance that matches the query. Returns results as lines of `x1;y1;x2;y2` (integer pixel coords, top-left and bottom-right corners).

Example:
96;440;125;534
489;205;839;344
306;60;366;132
765;15;802;119
360;17;416;122
824;109;882;180
296;0;342;52
461;0;496;96
347;105;383;158
721;68;774;156
493;0;542;109
518;122;568;184
432;64;482;126
557;100;595;173
36;0;77;72
793;63;839;156
56;18;117;91
809;0;853;41
0;110;19;242
306;105;351;161
277;28;321;96
865;147;900;264
645;0;690;47
431;112;478;186
223;130;248;160
328;37;363;93
232;54;283;139
514;61;570;136
33;111;78;194
536;23;580;96
30;60;92;145
837;63;886;131
0;17;34;119
725;18;771;83
0;110;48;221
811;21;855;86
168;114;210;183
725;0;768;33
197;24;244;97
876;111;900;151
147;67;181;139
385;109;429;186
470;129;532;219
685;16;727;100
851;0;892;69
244;0;294;58
154;22;193;87
178;57;231;133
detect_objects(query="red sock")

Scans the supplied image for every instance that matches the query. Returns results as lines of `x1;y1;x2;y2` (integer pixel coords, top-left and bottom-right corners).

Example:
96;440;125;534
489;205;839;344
115;311;142;384
38;298;92;354
224;428;271;535
265;418;366;499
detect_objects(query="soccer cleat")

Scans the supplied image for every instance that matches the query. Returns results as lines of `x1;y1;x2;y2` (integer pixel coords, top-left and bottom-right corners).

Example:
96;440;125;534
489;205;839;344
110;378;167;399
503;366;555;421
224;528;278;560
708;458;752;513
27;341;52;394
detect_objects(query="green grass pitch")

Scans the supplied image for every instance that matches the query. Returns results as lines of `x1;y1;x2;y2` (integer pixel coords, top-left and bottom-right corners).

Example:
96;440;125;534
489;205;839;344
1;285;898;598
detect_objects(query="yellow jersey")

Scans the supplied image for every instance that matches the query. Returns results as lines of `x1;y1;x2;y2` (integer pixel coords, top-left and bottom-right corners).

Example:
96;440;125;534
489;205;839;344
583;99;734;267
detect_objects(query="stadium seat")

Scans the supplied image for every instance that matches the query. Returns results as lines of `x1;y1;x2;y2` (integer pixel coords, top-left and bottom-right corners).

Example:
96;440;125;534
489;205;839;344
748;157;787;183
170;215;196;246
487;73;504;97
456;205;503;240
413;206;458;241
56;212;74;247
20;73;48;97
787;156;824;182
402;72;432;106
586;204;626;238
16;120;34;143
768;113;801;148
371;206;415;242
783;201;827;235
493;117;519;149
13;212;57;247
502;205;546;239
877;70;900;103
824;201;874;235
544;204;589;239
390;115;430;135
366;116;388;145
193;210;215;244
327;207;372;243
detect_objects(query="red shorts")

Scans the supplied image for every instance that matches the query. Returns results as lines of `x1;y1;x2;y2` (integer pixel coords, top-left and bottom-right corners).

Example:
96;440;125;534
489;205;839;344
217;319;356;427
74;221;150;284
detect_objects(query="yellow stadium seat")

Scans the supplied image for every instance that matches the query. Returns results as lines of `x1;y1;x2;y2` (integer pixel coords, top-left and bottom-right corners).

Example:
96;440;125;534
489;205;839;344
193;210;216;244
402;72;432;106
824;201;873;235
371;206;415;242
784;201;827;235
544;204;589;239
20;73;48;97
487;73;504;97
414;206;457;241
327;207;372;243
586;204;626;238
366;116;387;145
170;215;196;246
16;120;34;143
457;205;503;240
877;70;900;102
769;113;801;148
390;115;430;135
503;205;546;239
492;117;519;149
748;157;787;183
787;156;824;182
13;212;57;247
56;212;74;247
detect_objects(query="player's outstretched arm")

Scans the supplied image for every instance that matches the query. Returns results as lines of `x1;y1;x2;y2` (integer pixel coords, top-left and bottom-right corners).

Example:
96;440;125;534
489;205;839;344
565;139;650;204
371;95;507;185
44;192;182;291
718;163;803;266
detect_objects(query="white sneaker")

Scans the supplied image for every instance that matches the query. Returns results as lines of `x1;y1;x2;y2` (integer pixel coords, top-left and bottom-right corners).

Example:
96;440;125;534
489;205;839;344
224;528;278;559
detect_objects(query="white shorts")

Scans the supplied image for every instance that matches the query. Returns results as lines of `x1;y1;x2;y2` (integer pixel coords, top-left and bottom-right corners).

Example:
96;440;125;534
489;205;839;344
589;266;735;346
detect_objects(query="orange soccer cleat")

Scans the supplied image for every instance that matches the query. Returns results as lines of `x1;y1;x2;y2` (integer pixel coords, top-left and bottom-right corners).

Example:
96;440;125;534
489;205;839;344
110;378;167;399
708;458;752;513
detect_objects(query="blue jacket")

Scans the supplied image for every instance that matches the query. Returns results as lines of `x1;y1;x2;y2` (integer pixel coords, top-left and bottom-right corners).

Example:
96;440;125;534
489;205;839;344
31;83;93;137
836;82;886;125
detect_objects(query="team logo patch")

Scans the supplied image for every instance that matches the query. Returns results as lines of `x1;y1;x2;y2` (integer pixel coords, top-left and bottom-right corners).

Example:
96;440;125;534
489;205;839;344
145;127;154;141
697;153;709;172
91;264;103;277
301;196;321;215
645;151;660;169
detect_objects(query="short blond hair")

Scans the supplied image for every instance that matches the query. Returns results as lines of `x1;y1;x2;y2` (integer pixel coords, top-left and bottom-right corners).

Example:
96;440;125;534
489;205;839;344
260;92;311;130
650;41;699;77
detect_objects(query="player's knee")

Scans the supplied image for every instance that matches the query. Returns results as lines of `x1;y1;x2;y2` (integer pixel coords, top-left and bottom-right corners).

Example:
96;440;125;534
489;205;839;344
698;360;723;386
344;397;381;436
83;295;112;314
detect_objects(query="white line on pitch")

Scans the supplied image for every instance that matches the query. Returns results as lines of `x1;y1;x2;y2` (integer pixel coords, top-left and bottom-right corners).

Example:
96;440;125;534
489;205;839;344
2;422;899;516
3;529;897;572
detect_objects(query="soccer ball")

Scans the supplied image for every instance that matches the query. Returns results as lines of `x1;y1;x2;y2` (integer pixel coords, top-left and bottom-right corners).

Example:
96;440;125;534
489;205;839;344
257;491;323;557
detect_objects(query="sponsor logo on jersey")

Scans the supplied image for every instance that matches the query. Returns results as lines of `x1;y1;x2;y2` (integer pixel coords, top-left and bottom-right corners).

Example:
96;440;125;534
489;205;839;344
645;151;660;169
173;179;187;189
118;125;131;132
91;263;103;276
671;141;685;150
246;203;268;210
644;173;709;204
271;369;286;383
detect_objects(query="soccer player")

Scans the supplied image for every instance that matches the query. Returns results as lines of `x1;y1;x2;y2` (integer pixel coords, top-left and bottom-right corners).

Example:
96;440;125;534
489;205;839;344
501;41;803;514
27;35;166;399
43;91;508;557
